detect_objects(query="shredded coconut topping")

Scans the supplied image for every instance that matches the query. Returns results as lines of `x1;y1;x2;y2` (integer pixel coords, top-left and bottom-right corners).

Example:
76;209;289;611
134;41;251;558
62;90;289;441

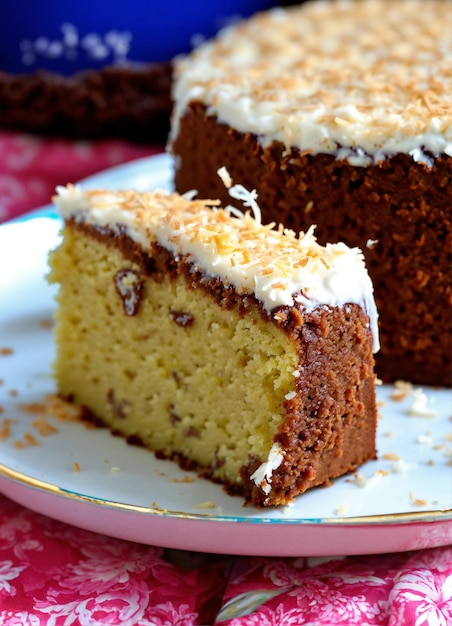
217;166;232;189
54;184;379;350
218;166;262;225
250;442;284;495
171;0;451;165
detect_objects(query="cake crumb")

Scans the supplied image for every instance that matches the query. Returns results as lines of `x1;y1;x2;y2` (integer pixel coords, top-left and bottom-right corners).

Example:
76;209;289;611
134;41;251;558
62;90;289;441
193;500;216;509
0;347;13;356
382;452;400;461
335;504;346;516
45;394;83;422
273;311;287;322
39;318;53;329
391;380;413;401
18;397;81;440
20;402;62;437
73;461;80;472
110;466;121;473
20;402;46;414
31;415;59;437
173;475;196;483
8;389;18;398
409;491;427;507
23;432;38;446
14;432;40;448
0;418;12;441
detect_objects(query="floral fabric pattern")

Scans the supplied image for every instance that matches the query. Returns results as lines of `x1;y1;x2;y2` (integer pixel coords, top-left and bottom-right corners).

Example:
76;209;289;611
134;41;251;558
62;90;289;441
0;495;229;625
0;495;451;625
216;550;452;625
0;131;158;224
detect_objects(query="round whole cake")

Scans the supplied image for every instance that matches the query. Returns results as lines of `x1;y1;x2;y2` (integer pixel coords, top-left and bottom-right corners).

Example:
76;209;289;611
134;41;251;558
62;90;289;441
170;0;452;387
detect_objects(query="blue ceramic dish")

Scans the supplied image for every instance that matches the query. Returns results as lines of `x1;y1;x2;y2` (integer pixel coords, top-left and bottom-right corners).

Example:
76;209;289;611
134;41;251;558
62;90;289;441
1;0;276;75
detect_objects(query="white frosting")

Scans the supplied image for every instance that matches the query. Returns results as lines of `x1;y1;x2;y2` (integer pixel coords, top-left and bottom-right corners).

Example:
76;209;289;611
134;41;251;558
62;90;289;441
54;184;379;350
171;0;452;166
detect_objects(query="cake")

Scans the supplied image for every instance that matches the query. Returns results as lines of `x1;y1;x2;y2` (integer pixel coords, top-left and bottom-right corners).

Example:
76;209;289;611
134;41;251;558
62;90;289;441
169;0;452;387
0;62;173;143
48;181;378;507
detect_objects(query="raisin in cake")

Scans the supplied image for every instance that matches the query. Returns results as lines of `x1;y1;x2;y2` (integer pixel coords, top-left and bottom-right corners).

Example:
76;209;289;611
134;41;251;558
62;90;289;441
48;183;378;507
170;0;452;387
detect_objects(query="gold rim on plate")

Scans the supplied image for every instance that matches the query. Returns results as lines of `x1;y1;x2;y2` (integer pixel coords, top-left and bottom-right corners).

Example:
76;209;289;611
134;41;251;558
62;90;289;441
1;461;451;525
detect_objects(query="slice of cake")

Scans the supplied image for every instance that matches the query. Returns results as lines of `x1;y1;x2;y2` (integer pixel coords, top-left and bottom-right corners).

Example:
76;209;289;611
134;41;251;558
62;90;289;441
48;183;379;507
170;0;452;387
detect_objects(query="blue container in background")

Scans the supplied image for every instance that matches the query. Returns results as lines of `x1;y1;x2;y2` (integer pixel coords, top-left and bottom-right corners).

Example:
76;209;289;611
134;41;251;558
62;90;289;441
1;0;276;75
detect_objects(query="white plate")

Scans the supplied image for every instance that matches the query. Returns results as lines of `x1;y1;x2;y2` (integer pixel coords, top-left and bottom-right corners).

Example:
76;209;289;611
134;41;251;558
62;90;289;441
1;154;451;557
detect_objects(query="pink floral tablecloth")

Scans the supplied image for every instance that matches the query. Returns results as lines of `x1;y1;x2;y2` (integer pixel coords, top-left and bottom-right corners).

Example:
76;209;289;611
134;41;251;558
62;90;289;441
0;130;451;625
0;130;159;223
1;494;451;625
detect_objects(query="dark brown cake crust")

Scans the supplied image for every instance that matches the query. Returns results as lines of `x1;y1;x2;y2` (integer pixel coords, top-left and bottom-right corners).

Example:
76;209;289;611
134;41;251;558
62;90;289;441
240;304;376;507
171;102;452;387
66;219;377;507
0;62;173;143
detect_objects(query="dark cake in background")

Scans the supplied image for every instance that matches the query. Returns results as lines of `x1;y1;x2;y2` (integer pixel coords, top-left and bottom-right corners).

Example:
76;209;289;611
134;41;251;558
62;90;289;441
170;0;452;387
0;62;173;143
0;0;275;142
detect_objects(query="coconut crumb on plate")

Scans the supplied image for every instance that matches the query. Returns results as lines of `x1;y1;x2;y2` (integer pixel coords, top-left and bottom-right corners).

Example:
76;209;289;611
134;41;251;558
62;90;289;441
407;388;438;418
